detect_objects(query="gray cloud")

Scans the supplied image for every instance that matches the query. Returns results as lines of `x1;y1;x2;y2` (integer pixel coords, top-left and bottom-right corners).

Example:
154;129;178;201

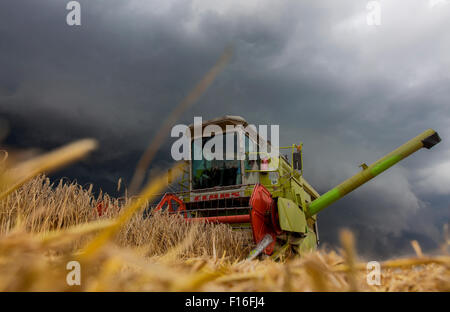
1;0;449;258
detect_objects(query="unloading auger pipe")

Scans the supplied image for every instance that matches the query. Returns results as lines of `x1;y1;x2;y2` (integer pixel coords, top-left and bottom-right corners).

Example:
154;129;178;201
307;129;441;216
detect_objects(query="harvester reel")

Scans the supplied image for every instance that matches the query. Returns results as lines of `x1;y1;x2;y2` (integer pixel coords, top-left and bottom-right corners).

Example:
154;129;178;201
249;184;281;255
154;193;188;218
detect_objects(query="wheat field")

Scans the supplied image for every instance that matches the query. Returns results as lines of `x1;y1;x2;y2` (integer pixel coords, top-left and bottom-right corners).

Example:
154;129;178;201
0;142;449;292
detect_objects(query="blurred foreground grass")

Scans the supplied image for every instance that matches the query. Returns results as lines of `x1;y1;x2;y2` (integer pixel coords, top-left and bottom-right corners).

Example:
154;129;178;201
0;143;448;292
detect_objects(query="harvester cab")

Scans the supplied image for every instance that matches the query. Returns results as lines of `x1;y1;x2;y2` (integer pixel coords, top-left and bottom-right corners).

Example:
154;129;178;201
156;116;441;259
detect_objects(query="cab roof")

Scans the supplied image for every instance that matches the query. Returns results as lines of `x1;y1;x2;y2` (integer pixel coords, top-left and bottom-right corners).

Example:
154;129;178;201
188;115;248;131
188;115;270;146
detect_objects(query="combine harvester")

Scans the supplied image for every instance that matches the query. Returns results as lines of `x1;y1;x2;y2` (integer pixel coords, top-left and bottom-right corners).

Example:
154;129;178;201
155;116;441;259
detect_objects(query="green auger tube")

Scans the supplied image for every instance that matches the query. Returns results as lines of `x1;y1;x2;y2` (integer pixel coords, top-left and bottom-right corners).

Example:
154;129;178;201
307;129;441;216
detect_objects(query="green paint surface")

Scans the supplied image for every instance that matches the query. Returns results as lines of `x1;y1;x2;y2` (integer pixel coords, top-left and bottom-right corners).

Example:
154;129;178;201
370;155;402;176
295;231;317;255
277;197;307;233
307;188;340;216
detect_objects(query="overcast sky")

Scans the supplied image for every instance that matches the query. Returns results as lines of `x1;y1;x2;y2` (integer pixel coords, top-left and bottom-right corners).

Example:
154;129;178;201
1;0;449;258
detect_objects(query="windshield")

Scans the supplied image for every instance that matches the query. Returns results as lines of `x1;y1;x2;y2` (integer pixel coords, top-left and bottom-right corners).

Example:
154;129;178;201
191;132;242;190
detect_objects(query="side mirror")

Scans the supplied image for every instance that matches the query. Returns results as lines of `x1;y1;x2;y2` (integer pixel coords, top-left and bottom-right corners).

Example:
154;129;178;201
293;151;302;171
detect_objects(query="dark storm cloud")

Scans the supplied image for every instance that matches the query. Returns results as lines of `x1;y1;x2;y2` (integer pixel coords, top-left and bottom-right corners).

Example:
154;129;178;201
0;0;449;258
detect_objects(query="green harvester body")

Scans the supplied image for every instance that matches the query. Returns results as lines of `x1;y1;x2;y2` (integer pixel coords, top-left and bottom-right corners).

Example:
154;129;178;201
161;116;441;258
